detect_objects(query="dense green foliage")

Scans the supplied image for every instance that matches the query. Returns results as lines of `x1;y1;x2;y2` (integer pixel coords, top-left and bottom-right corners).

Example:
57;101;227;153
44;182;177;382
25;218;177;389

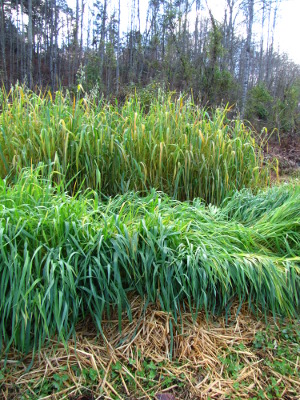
245;81;300;133
0;170;299;354
0;86;271;205
0;88;298;357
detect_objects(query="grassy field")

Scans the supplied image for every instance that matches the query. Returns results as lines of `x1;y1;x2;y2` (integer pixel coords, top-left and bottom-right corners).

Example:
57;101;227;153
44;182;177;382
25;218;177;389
0;85;273;204
0;86;299;399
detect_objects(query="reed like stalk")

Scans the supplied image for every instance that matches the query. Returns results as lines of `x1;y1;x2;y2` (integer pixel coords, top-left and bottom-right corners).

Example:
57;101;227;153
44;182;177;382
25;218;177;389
0;85;273;205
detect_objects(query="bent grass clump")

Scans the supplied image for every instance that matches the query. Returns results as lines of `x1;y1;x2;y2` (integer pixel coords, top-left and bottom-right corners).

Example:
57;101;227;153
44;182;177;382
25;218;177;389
0;170;299;354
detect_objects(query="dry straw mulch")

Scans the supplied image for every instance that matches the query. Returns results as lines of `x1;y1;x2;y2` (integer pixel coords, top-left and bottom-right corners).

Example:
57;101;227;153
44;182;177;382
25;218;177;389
1;298;299;400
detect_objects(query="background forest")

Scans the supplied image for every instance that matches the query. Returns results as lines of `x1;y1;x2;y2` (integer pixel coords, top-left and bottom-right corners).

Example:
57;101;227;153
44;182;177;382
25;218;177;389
0;0;300;133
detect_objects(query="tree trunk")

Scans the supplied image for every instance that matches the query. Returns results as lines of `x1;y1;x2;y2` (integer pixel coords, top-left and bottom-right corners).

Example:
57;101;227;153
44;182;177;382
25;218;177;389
20;0;24;80
54;0;59;89
80;0;85;58
27;0;33;88
241;0;254;117
100;0;107;79
137;0;140;32
266;0;279;90
0;0;8;85
50;0;54;89
258;0;265;82
116;0;120;94
71;0;79;83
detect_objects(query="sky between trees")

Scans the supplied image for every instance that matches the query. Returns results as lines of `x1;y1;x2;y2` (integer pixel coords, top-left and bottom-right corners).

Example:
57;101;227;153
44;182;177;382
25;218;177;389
66;0;300;64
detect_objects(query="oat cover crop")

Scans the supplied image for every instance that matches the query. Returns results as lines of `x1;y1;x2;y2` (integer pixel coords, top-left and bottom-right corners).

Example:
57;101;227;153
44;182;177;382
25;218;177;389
0;170;299;354
0;85;272;204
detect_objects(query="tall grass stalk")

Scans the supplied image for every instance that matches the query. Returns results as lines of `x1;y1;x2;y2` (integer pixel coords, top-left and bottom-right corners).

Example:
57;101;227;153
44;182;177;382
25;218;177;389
0;85;273;204
0;170;299;354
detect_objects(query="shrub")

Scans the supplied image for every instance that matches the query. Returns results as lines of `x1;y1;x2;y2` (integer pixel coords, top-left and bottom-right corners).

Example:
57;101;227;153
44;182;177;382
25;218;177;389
246;83;273;121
